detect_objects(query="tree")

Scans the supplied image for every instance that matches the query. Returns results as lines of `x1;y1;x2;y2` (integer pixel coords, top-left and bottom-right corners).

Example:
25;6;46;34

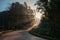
35;0;60;39
7;2;34;30
0;2;34;30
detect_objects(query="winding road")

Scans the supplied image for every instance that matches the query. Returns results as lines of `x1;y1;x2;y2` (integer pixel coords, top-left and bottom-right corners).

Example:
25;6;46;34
0;30;47;40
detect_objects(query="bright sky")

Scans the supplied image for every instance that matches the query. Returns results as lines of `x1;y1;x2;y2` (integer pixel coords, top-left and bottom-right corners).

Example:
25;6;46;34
0;0;37;12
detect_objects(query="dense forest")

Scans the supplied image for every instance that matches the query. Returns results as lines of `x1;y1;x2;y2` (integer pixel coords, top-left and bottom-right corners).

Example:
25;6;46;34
0;0;60;40
0;2;34;31
30;0;60;40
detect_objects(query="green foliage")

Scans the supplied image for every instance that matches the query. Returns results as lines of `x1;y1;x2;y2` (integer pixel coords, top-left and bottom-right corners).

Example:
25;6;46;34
0;2;34;31
8;2;34;30
30;0;60;40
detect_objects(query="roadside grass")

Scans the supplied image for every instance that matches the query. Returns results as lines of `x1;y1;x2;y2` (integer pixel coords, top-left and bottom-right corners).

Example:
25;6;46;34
0;30;15;36
29;29;57;40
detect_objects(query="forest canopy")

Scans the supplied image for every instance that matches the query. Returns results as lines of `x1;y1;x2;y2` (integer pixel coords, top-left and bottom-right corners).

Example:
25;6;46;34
0;2;34;31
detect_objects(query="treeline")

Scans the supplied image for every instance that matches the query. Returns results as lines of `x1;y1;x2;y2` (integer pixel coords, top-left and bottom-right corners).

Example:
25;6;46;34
30;0;60;40
0;2;34;31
